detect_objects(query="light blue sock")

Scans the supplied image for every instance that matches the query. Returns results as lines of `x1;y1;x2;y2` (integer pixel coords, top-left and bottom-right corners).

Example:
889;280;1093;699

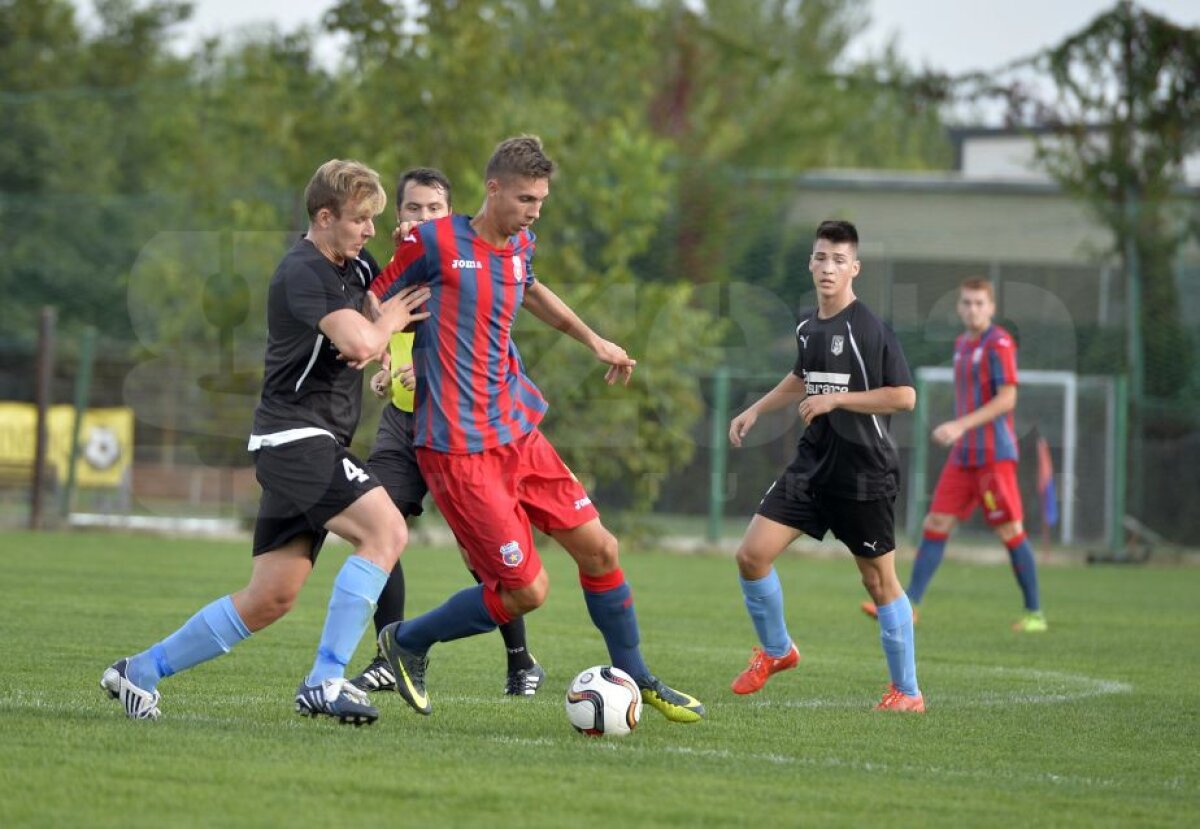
876;594;919;697
307;556;389;685
1005;535;1041;611
126;595;251;692
394;584;498;653
739;569;792;658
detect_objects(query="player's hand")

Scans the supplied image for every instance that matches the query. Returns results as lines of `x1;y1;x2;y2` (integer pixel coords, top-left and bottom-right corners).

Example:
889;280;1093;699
393;362;417;392
392;220;420;248
593;338;637;386
798;394;836;425
370;368;391;398
729;410;758;447
339;347;386;371
381;284;432;333
932;420;964;447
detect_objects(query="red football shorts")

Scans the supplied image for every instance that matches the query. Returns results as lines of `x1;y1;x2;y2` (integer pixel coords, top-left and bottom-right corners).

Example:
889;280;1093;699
929;459;1024;525
416;428;600;592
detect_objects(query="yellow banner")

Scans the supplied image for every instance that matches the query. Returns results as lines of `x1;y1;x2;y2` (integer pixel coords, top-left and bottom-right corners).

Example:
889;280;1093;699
0;403;133;487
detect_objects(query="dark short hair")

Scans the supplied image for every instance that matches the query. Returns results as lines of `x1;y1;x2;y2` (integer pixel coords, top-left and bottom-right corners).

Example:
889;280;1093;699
485;135;556;182
815;219;859;248
396;167;452;208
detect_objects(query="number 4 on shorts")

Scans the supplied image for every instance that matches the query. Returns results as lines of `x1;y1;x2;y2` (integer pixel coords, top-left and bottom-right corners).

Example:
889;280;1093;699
342;457;369;483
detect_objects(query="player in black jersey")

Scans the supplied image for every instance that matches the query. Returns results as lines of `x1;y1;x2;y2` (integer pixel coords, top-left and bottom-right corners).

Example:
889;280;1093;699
101;159;430;725
727;220;926;712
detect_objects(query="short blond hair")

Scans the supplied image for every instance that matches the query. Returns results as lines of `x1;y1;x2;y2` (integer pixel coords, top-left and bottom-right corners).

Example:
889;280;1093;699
304;159;387;220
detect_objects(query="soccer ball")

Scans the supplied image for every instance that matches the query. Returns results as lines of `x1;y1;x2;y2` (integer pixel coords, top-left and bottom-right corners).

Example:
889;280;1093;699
564;665;642;737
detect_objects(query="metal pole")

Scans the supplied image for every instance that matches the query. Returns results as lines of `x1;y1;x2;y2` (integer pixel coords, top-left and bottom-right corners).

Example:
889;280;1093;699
30;307;57;530
1110;374;1129;554
1061;373;1077;545
906;371;930;541
1124;193;1144;526
60;326;97;518
707;367;731;543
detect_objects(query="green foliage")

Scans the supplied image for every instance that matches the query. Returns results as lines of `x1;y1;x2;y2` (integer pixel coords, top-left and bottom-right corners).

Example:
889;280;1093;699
3;530;1200;828
0;0;950;500
1026;2;1200;402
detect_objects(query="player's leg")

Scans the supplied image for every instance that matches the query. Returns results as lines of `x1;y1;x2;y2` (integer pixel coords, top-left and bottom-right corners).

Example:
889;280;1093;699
730;513;804;695
855;551;924;711
268;441;402;725
510;429;702;722
548;517;705;722
451;542;542;695
100;467;319;720
377;446;536;715
985;462;1046;632
106;543;308;718
899;461;973;613
308;484;405;684
834;495;923;712
729;467;822;695
350;409;425;691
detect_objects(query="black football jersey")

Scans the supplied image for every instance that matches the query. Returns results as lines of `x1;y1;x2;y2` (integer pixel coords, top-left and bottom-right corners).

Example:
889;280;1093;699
788;300;913;500
249;239;379;447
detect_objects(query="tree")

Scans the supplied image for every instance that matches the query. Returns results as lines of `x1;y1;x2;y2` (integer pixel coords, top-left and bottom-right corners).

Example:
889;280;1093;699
1026;1;1200;402
641;0;949;287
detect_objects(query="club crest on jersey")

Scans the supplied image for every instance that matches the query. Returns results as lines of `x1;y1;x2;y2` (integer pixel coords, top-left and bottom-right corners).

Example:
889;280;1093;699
499;540;524;567
830;335;845;356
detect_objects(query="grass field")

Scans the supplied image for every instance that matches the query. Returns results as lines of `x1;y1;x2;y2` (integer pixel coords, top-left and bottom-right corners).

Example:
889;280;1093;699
1;530;1196;828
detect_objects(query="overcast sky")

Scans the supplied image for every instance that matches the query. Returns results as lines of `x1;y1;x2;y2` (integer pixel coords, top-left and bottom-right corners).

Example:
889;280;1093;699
77;0;1200;75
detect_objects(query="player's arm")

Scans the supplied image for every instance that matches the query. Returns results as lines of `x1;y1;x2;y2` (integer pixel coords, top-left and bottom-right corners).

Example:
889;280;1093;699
800;385;916;424
522;281;636;386
932;384;1016;447
729;372;808;447
319;284;430;365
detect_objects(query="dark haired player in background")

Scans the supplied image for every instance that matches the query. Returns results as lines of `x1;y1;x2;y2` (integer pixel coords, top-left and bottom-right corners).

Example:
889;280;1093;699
727;219;925;712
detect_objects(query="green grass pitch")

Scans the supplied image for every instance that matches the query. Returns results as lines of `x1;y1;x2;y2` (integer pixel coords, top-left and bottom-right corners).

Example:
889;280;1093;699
0;530;1196;828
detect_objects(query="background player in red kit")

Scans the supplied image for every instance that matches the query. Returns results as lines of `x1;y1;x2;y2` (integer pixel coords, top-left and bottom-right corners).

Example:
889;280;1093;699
862;277;1047;632
368;135;705;723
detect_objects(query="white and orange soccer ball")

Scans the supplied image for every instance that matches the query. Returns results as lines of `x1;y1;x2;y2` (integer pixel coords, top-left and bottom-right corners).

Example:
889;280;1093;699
564;665;642;737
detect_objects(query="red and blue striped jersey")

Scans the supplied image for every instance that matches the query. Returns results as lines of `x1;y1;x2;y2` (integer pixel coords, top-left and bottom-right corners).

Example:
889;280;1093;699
370;214;548;454
951;325;1019;466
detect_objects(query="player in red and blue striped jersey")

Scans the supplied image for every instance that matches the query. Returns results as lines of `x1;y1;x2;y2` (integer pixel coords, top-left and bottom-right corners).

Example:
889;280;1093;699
862;277;1047;632
370;135;705;723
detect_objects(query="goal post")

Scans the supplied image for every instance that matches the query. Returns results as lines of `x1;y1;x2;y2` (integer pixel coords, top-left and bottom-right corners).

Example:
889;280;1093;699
906;367;1122;548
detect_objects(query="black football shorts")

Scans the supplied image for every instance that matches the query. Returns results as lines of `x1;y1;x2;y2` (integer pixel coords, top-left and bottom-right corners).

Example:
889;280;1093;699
367;405;427;518
252;437;381;560
757;470;896;559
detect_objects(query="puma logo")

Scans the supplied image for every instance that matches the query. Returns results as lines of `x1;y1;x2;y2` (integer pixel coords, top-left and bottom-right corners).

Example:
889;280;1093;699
862;540;879;551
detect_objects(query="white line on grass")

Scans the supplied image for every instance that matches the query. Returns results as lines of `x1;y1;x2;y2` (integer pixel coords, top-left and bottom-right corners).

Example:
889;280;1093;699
734;665;1132;709
480;734;1185;793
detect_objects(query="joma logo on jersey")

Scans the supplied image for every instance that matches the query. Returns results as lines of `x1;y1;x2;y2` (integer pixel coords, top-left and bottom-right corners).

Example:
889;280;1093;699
453;259;483;270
